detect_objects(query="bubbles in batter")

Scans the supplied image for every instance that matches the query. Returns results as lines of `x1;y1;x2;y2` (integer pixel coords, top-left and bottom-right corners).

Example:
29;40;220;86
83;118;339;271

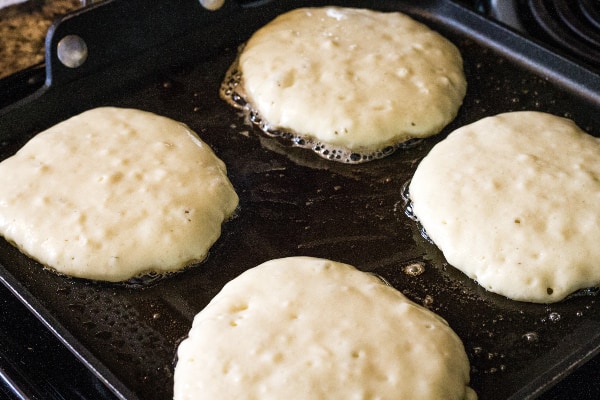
220;59;421;164
404;263;425;276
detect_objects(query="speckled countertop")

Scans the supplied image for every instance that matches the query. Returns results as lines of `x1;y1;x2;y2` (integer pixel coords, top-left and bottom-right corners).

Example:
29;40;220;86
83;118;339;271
0;0;82;79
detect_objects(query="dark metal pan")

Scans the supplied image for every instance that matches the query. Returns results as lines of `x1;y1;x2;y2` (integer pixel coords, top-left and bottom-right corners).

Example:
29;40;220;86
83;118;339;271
1;0;600;399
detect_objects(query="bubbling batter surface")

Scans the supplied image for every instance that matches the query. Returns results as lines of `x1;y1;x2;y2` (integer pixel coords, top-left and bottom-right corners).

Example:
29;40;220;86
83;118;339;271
174;256;476;400
222;6;466;163
409;111;600;303
0;107;239;282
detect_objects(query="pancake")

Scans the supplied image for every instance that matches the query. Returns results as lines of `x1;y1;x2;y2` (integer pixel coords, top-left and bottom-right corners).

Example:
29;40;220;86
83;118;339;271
0;107;238;282
222;6;466;163
409;111;600;303
174;256;476;400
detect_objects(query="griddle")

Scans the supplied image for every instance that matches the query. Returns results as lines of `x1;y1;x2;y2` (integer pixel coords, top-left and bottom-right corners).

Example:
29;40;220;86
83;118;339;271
1;0;600;399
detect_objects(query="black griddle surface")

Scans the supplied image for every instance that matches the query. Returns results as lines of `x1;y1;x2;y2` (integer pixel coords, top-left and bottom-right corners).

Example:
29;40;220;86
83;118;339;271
1;1;600;399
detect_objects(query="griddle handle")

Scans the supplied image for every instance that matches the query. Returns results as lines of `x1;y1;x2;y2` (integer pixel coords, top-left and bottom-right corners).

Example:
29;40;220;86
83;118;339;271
43;0;242;89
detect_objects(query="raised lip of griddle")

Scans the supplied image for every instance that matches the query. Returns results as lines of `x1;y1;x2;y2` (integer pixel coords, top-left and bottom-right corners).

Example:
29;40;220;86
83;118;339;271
1;0;600;399
0;273;129;399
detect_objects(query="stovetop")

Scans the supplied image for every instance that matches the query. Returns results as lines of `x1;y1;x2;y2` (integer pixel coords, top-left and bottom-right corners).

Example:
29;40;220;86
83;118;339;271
478;0;600;72
1;1;599;399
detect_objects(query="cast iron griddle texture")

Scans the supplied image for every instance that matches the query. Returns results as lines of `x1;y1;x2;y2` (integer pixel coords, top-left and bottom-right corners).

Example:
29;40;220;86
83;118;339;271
1;0;600;399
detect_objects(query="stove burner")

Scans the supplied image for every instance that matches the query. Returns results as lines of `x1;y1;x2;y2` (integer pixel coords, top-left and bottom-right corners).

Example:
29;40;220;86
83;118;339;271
521;0;600;68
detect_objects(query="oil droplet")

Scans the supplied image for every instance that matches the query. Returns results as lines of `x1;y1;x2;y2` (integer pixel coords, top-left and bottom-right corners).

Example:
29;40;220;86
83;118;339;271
403;262;425;276
422;295;434;307
548;312;561;322
523;332;539;343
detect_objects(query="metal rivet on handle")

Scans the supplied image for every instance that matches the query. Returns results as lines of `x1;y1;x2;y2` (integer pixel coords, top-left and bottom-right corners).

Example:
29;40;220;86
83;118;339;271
57;35;88;68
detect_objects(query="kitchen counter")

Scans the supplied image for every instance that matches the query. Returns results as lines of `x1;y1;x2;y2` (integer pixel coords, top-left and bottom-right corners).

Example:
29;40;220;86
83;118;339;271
0;0;81;79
